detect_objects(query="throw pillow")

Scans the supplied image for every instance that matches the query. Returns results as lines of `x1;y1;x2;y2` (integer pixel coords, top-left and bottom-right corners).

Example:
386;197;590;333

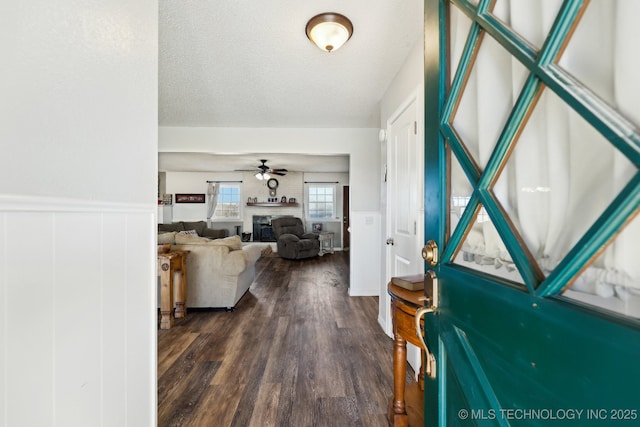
175;232;210;245
157;231;177;244
179;229;199;236
176;233;209;245
182;221;207;235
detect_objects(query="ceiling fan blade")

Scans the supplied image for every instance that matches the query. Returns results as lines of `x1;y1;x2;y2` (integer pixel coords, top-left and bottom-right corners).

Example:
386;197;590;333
270;171;287;176
270;168;288;172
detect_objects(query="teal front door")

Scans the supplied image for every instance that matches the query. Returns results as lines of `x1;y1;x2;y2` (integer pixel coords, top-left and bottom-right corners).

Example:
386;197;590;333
422;0;640;425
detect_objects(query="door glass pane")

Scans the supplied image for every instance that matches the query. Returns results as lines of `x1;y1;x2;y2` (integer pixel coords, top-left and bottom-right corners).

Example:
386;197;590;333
558;0;640;126
453;202;525;284
490;0;563;48
451;31;528;170
449;4;474;85
449;148;474;237
494;87;637;278
562;215;640;317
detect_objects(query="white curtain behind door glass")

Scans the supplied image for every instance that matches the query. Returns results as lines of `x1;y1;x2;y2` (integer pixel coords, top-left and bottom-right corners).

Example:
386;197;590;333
450;0;639;314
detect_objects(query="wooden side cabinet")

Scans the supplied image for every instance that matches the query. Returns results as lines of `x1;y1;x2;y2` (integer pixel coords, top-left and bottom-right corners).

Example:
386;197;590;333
387;283;426;427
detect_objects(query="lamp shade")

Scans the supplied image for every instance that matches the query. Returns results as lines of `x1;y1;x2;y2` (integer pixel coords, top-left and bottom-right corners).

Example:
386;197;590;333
306;13;353;52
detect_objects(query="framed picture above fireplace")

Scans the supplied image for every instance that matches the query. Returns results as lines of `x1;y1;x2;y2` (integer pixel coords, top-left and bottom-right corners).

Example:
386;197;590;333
175;193;205;203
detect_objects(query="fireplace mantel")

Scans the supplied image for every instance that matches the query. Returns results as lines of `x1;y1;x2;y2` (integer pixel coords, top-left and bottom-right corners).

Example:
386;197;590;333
246;202;299;207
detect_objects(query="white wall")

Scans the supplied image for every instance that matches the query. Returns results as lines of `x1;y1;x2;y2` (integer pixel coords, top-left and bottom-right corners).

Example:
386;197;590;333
158;128;379;211
159;127;381;295
0;0;157;425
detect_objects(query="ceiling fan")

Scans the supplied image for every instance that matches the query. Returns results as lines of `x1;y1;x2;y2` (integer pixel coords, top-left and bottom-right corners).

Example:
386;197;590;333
254;159;287;180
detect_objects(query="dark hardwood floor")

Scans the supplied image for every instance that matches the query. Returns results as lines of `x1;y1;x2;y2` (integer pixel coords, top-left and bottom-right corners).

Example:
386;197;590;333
157;251;416;426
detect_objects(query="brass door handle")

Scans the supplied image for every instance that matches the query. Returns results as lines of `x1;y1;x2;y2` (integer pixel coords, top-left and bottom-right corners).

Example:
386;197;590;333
414;269;438;379
415;306;436;379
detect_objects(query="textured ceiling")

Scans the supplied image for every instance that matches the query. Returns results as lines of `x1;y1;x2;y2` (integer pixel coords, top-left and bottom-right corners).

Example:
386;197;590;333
159;0;423;129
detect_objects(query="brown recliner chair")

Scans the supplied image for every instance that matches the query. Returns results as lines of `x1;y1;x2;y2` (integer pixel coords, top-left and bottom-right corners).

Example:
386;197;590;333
271;217;320;260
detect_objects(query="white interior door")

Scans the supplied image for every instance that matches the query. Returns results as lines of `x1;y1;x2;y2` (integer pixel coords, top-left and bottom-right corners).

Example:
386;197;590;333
385;91;424;373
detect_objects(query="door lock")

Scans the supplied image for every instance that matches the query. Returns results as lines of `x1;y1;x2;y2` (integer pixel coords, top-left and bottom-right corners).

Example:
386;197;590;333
422;240;438;266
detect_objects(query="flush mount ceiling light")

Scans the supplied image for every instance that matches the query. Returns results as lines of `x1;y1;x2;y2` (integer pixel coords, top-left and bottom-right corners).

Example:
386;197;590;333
305;12;353;52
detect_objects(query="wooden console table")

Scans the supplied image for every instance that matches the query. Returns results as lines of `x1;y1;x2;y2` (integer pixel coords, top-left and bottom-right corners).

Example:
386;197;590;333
387;282;428;427
157;250;189;329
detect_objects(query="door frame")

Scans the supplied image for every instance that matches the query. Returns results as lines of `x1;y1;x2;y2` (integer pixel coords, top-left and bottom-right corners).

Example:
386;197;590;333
342;185;350;251
380;84;424;338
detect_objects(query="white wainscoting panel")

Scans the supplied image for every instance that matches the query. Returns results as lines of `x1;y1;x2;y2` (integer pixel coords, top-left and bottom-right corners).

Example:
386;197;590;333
349;211;382;296
0;196;155;427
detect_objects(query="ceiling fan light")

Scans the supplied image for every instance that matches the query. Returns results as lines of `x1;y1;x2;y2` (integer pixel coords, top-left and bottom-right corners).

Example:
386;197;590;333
306;13;353;52
263;172;271;180
255;172;264;180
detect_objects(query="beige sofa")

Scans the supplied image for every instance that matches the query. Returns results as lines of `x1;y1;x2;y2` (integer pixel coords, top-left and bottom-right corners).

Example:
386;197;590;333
158;232;262;310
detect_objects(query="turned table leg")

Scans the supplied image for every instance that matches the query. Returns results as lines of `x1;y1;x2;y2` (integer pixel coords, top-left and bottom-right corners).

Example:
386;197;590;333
174;254;187;319
389;332;409;427
159;260;174;330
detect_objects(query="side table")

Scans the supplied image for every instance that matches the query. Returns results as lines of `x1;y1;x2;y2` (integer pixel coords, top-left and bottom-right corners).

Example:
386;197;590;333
157;250;190;329
387;282;428;427
318;231;335;256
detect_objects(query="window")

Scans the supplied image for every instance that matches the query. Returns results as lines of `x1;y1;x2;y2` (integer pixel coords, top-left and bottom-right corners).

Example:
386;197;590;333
307;184;335;219
213;184;241;219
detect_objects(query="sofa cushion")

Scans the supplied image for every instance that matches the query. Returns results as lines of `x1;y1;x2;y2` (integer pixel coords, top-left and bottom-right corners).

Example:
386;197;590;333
158;222;185;233
204;235;243;251
157;231;177;244
182;221;207;235
201;228;229;239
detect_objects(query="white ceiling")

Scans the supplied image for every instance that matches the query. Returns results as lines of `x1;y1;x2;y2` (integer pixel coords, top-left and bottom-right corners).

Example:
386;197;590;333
158;0;423;172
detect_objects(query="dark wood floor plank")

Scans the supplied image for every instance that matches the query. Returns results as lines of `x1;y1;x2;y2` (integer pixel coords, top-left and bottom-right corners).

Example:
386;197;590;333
157;331;199;377
314;396;362;427
157;251;415;427
262;316;292;383
158;334;221;405
184;383;246;427
247;382;281;427
157;360;220;426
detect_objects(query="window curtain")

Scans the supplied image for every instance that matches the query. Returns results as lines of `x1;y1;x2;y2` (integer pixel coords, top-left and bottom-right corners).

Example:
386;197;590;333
207;183;219;226
449;0;639;309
